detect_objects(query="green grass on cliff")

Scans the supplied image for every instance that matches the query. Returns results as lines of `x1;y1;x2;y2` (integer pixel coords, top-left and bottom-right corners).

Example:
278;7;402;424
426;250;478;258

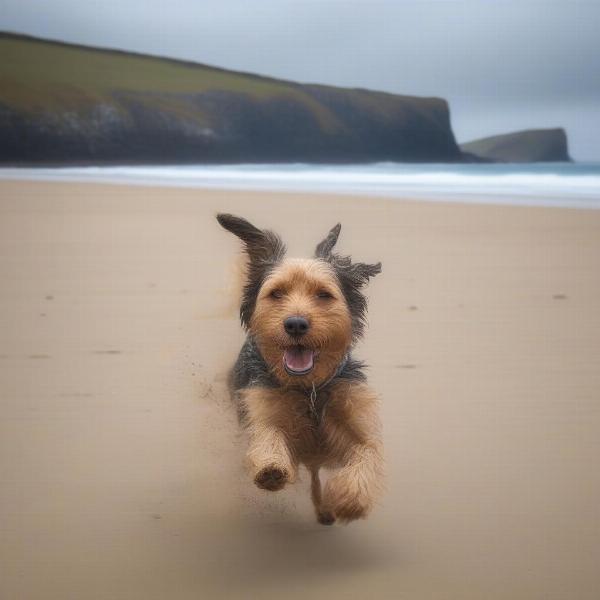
0;32;450;136
0;32;339;129
1;34;290;96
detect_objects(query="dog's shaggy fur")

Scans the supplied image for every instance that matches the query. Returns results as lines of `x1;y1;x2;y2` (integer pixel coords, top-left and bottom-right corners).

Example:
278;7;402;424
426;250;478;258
217;213;383;525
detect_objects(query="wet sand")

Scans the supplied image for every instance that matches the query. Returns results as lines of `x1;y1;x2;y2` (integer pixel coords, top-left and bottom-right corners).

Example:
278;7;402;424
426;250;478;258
1;179;599;599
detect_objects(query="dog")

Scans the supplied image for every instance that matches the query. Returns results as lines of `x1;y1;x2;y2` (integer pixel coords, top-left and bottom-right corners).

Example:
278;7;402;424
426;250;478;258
217;213;383;525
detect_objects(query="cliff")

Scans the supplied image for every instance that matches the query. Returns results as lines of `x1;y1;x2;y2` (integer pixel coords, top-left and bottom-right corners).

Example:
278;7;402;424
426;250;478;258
0;32;462;164
460;128;571;163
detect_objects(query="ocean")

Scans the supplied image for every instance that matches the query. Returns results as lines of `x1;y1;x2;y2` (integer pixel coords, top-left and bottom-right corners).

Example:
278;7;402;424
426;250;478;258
1;162;600;209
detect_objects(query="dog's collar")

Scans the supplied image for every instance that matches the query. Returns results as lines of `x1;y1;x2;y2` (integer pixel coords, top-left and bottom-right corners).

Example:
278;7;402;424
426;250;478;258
245;336;349;421
312;353;349;394
304;353;349;424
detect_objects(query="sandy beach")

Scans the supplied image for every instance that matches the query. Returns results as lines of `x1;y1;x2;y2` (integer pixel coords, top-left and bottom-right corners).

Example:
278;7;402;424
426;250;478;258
1;179;599;600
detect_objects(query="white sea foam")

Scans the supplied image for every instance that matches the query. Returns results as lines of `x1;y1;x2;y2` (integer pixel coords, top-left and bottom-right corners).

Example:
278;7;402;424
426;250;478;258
1;163;599;209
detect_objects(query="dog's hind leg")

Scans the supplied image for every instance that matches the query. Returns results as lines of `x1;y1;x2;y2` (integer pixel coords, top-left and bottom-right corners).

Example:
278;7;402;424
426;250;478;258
310;467;322;508
310;467;336;525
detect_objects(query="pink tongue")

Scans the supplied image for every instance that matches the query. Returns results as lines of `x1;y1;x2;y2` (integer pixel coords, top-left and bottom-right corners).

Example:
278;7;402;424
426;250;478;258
284;347;314;373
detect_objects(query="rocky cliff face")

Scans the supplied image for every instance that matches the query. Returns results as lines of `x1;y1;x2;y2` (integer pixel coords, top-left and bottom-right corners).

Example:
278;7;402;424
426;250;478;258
460;129;571;163
0;33;463;164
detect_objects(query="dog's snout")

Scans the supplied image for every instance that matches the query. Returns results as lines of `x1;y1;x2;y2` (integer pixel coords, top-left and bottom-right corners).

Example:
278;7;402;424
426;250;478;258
284;316;310;337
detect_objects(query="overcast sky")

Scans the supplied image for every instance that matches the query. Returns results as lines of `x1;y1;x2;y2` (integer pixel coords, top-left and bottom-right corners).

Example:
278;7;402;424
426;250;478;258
4;0;600;160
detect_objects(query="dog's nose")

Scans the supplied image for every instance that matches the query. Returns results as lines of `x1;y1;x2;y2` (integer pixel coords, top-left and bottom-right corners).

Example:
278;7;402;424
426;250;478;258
284;316;310;337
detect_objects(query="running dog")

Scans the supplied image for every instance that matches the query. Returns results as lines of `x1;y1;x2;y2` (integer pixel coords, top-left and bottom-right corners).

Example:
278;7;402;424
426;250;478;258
217;213;383;525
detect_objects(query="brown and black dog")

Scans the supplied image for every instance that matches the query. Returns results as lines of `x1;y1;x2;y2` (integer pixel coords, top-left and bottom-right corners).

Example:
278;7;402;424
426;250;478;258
217;213;383;525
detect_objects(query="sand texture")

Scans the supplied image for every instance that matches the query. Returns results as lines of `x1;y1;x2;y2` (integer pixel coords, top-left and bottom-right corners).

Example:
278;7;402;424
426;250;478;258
1;180;599;599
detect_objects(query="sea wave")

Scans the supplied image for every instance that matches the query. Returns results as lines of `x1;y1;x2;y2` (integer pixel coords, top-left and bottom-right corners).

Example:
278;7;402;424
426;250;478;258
1;163;599;208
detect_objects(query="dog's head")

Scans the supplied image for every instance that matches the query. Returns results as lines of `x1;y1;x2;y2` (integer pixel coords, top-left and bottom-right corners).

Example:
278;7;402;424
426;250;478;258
217;213;381;385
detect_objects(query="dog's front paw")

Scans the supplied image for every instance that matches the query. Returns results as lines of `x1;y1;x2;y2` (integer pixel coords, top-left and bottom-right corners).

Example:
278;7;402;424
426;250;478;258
254;466;289;491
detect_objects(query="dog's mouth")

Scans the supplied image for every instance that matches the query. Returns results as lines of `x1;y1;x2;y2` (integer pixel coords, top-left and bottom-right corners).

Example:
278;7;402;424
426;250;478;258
283;345;315;376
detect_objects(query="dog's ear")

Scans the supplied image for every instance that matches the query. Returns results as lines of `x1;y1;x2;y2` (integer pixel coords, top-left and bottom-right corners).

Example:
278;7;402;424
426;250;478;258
315;222;381;281
217;213;286;328
315;223;341;259
351;261;382;283
328;255;382;340
217;213;286;264
333;256;382;289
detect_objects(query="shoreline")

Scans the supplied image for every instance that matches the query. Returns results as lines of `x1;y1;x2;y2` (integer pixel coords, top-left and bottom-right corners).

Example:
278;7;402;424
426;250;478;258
1;162;599;210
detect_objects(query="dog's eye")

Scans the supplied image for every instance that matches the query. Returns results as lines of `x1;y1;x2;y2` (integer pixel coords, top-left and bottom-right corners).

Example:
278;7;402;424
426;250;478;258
316;290;334;299
269;289;284;299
